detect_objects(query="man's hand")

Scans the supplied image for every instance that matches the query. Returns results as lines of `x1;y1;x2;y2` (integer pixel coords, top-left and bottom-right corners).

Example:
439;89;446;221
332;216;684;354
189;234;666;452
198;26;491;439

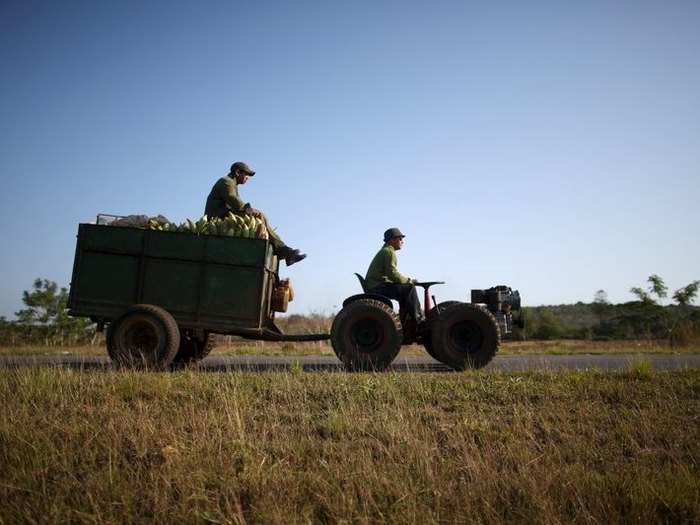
243;203;263;217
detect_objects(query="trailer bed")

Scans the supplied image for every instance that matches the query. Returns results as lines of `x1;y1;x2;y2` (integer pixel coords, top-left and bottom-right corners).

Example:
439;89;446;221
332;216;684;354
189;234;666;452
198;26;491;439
68;224;278;335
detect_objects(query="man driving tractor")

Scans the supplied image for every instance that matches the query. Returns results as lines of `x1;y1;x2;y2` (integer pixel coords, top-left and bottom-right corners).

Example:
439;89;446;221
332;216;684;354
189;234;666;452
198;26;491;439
205;161;306;266
365;228;423;328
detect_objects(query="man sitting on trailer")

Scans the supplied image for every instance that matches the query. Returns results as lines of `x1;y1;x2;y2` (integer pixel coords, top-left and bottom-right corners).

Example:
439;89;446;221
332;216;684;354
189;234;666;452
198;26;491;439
205;161;306;266
365;228;423;326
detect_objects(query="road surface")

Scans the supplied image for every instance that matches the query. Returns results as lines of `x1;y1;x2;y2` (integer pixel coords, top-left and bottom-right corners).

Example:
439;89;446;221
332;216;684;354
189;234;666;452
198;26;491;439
1;354;699;372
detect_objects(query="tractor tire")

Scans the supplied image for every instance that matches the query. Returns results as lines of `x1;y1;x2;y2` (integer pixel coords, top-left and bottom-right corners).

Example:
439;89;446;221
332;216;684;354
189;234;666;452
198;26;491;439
429;302;500;370
172;332;214;367
423;301;460;361
106;304;180;370
331;299;403;371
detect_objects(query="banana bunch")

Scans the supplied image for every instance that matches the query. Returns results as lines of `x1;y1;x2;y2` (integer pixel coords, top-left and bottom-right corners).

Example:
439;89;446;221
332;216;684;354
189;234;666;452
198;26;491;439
147;214;268;240
147;218;178;232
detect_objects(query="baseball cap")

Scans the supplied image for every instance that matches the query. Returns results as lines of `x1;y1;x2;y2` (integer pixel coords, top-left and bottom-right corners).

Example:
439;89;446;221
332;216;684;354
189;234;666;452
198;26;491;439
230;161;255;176
383;228;405;242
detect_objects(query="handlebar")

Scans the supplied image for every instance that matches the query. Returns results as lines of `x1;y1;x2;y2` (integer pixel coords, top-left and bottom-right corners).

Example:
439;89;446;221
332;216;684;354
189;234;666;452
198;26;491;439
413;281;445;289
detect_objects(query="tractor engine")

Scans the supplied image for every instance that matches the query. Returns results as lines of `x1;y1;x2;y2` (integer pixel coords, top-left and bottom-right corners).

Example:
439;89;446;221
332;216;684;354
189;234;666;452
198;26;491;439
470;286;522;337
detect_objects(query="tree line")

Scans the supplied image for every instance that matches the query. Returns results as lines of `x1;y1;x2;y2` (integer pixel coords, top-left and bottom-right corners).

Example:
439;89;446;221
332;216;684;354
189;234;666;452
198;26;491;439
519;275;699;345
0;279;95;346
1;275;698;347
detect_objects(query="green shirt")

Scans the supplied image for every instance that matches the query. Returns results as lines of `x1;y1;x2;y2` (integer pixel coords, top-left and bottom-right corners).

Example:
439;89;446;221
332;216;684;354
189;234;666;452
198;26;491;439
204;176;246;218
365;244;412;291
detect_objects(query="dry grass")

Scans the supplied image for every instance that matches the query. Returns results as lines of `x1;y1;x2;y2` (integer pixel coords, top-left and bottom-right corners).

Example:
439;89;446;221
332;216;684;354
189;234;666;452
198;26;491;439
1;367;698;523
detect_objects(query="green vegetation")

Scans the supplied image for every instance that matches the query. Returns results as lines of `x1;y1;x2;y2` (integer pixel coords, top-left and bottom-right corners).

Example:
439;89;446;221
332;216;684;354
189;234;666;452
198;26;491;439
519;275;700;345
0;278;94;346
1;368;698;523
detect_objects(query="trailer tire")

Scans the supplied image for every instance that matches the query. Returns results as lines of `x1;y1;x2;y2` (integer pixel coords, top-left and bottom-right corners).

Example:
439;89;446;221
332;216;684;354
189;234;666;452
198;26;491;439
107;304;180;370
422;301;460;361
430;303;500;370
172;332;214;366
331;299;402;371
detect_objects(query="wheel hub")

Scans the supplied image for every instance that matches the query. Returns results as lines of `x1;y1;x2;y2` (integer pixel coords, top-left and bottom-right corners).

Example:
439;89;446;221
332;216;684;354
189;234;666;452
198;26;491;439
449;320;483;354
351;318;384;353
122;320;159;354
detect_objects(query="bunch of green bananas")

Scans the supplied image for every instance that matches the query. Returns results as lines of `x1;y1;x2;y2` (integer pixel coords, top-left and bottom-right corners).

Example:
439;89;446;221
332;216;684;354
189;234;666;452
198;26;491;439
147;213;269;240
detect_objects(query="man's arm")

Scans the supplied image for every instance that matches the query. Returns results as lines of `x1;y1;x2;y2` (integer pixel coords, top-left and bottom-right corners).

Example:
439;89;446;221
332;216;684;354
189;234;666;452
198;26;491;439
385;249;412;284
220;178;246;212
221;178;264;216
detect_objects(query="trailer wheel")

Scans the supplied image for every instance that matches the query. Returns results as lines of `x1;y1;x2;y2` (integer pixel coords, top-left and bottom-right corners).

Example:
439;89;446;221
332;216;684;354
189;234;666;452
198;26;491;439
422;301;460;361
331;299;402;371
430;303;500;370
107;304;180;370
172;332;214;366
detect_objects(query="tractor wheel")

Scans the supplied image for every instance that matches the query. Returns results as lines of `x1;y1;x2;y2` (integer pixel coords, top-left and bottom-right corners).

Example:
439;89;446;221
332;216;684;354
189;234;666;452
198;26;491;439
172;332;214;367
107;304;180;370
422;301;460;361
429;303;500;370
331;299;403;371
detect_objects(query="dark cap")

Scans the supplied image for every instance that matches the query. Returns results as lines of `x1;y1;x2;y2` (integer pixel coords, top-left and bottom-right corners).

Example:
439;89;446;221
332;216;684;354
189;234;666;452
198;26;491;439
230;161;255;176
383;228;405;242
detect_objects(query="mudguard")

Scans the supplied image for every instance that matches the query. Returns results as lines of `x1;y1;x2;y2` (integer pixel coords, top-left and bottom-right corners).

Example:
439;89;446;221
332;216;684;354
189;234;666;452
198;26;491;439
342;293;394;310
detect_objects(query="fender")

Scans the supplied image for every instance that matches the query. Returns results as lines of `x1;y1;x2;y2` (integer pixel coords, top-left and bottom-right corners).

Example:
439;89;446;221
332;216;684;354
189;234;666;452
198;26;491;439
341;293;394;310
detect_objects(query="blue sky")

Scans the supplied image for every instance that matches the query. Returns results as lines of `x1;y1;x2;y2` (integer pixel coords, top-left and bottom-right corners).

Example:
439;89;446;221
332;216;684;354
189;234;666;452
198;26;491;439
1;0;699;318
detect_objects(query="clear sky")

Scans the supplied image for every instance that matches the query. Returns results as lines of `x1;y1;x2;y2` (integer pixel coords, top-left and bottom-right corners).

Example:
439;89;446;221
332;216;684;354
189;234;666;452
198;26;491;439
1;0;699;319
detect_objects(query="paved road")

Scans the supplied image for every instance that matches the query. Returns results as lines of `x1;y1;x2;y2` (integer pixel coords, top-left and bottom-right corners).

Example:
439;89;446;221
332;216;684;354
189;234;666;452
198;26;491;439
1;354;699;372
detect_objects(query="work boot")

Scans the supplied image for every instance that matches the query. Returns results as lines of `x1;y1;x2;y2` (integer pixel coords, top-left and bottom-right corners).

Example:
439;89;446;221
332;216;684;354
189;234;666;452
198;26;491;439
285;249;307;266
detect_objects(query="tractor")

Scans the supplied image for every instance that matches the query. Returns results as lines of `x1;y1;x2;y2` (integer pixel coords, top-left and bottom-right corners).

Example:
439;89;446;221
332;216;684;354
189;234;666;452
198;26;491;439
68;215;521;372
330;276;522;371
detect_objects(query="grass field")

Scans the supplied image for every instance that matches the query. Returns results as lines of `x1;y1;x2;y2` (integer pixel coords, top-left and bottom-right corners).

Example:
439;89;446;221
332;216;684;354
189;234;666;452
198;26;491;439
1;366;698;523
1;338;698;358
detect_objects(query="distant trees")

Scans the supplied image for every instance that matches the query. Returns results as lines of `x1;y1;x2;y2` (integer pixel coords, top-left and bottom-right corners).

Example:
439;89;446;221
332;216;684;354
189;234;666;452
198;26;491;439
669;280;700;347
16;279;71;327
673;281;700;306
0;278;94;346
591;290;610;322
594;275;700;344
630;274;668;306
523;308;565;340
593;289;608;305
513;276;699;345
628;275;698;308
629;275;699;311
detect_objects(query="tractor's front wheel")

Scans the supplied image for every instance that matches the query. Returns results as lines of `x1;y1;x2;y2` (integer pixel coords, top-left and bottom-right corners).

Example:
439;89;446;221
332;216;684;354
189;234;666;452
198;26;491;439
422;301;460;361
429;303;500;370
331;299;402;371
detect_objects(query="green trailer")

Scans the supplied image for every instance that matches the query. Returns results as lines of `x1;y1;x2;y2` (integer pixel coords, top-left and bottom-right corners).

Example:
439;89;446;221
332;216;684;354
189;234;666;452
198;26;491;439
68;218;328;368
